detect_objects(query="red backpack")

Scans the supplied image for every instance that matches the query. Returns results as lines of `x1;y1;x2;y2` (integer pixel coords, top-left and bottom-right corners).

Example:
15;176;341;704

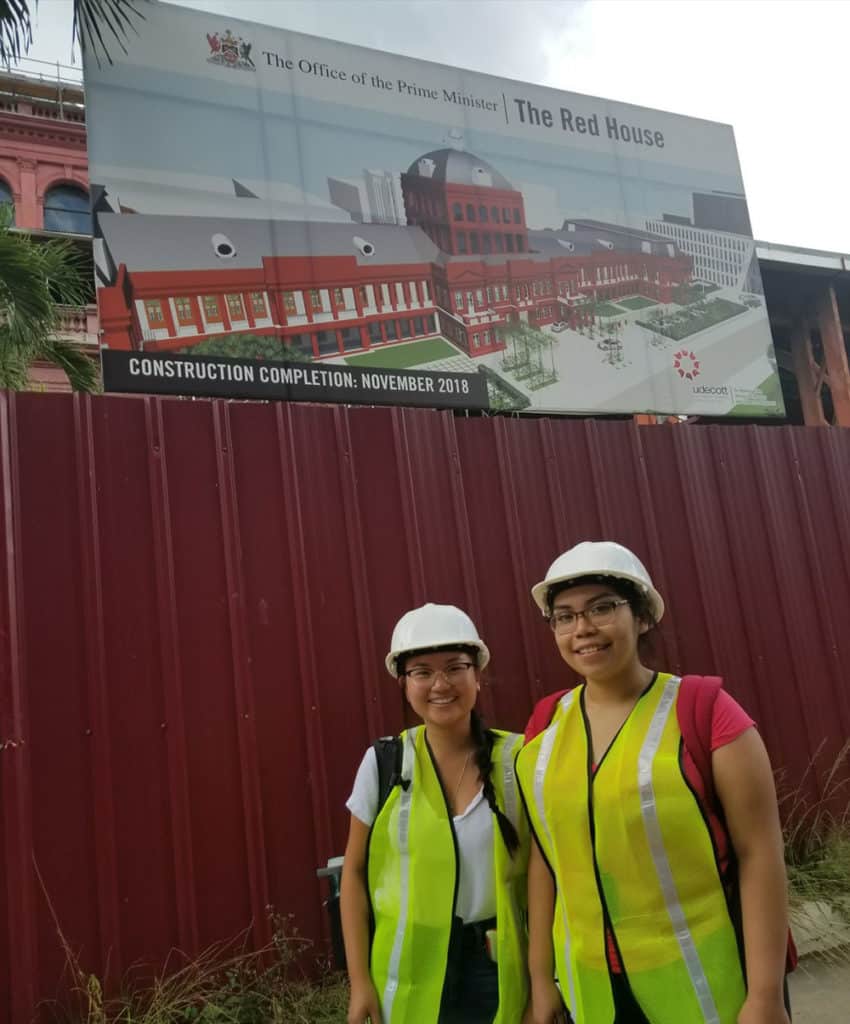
524;674;798;972
525;674;720;772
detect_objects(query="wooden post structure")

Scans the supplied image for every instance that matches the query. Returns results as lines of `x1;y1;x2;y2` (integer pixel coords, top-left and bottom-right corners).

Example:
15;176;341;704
790;319;828;426
815;284;850;426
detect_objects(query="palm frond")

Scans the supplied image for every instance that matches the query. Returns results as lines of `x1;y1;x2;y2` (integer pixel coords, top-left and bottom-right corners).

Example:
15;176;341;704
37;237;91;308
74;0;148;67
0;213;98;391
0;230;57;331
33;336;100;392
0;330;31;390
0;0;33;65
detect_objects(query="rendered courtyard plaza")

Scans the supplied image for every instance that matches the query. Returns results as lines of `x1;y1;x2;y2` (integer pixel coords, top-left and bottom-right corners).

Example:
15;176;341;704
327;281;777;416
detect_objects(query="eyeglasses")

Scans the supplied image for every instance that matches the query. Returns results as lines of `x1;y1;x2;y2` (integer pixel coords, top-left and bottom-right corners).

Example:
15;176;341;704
403;663;476;686
549;599;629;635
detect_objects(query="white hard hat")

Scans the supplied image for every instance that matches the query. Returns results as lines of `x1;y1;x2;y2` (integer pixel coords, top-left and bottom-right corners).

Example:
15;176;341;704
385;603;490;677
530;541;665;622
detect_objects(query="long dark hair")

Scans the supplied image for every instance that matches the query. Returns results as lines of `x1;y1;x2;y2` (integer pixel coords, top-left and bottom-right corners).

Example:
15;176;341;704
470;708;520;856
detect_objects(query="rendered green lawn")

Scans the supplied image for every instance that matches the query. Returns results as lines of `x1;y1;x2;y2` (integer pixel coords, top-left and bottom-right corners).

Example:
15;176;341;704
344;337;458;367
617;296;658;310
593;302;623;317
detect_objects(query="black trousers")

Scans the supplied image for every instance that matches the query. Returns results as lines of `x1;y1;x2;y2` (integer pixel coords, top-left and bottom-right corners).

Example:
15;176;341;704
439;917;499;1024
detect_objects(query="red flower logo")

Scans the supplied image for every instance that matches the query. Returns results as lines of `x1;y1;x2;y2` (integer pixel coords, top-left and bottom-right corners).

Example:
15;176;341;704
673;349;700;381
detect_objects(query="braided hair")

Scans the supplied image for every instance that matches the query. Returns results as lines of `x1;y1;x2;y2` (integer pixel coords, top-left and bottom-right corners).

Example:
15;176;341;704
397;644;521;856
470;708;520;856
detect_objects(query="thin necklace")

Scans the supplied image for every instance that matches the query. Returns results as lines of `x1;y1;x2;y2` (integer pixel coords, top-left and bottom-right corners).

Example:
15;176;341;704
453;750;473;809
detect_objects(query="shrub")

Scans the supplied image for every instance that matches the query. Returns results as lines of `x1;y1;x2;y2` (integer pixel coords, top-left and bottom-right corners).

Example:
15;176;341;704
43;910;349;1024
780;742;850;961
181;334;313;362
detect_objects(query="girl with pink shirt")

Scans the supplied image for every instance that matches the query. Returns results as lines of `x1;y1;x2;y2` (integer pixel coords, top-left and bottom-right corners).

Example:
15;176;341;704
515;541;793;1024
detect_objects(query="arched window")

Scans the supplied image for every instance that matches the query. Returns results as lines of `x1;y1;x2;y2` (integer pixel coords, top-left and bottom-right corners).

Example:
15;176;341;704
43;184;91;234
0;178;14;223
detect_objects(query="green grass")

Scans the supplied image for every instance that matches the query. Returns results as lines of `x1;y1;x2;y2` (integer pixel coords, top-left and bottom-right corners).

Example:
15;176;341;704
344;337;457;368
617;296;657;311
594;302;623;318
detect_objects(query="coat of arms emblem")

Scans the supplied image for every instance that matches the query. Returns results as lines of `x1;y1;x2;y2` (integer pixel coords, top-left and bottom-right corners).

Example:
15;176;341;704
206;29;255;71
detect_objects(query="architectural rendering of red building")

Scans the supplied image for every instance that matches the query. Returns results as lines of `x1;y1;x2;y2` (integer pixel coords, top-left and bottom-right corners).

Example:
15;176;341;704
402;148;529;257
95;147;692;360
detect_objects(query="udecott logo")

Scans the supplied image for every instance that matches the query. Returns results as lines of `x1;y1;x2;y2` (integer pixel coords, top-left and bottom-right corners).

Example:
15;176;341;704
673;349;700;381
206;29;255;70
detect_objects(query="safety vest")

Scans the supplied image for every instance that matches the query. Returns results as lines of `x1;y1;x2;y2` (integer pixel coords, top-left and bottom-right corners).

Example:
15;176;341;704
368;726;529;1024
515;674;746;1024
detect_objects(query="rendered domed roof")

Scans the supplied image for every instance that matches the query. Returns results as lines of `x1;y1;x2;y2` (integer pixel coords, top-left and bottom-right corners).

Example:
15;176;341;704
406;148;513;190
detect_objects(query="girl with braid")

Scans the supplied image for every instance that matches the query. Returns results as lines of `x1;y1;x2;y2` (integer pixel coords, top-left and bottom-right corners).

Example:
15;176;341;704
341;603;532;1024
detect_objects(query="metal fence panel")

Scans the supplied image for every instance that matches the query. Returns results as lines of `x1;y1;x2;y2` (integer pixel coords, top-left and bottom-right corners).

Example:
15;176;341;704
1;392;848;1020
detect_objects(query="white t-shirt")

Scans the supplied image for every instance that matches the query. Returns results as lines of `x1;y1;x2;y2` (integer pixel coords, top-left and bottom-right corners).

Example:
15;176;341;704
346;746;497;923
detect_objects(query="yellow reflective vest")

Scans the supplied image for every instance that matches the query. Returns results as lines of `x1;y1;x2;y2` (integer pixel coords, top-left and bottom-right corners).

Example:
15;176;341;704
368;726;530;1024
515;674;746;1024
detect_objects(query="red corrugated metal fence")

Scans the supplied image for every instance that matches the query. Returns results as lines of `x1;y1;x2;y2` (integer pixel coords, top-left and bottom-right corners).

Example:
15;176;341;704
1;392;849;1020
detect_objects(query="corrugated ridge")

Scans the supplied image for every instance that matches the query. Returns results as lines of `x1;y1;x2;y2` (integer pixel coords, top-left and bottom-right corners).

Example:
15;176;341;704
2;393;849;1022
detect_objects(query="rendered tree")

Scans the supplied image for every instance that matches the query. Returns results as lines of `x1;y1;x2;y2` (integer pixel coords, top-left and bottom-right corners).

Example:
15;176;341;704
185;333;314;362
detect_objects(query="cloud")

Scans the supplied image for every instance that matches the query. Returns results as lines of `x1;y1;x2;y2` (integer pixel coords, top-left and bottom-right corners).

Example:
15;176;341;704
24;0;849;252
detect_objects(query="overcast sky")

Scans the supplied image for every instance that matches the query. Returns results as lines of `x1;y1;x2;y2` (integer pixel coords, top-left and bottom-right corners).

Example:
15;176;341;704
28;0;850;253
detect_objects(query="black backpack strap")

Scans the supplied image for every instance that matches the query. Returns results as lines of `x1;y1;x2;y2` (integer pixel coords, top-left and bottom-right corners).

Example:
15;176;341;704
373;735;403;817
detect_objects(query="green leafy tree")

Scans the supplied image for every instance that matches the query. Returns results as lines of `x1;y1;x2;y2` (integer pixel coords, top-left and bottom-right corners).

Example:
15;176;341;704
0;206;98;390
182;333;313;362
0;0;148;65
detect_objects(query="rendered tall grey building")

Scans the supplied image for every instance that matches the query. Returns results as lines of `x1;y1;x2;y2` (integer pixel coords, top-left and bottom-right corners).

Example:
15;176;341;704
693;192;752;236
364;170;404;225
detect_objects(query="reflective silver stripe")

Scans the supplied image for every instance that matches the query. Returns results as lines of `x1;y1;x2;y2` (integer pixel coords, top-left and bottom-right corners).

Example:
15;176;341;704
534;692;578;1019
499;733;519;829
637;677;720;1024
382;726;419;1024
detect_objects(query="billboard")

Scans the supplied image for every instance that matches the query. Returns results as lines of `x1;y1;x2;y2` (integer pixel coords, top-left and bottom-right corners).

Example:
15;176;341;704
84;2;783;417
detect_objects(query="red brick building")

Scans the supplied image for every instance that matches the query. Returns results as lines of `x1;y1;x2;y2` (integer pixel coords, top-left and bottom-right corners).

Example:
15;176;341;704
0;82;89;231
0;63;97;390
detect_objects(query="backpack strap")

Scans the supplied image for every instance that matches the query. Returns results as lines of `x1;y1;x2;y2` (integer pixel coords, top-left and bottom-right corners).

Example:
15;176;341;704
677;674;722;809
677;674;798;973
373;735;403;817
525;688;572;742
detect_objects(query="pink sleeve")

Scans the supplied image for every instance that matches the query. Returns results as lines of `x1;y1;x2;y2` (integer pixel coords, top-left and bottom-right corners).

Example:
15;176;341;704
710;689;756;751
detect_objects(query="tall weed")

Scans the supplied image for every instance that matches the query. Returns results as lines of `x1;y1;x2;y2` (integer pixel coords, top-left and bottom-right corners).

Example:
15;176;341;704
42;908;348;1024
